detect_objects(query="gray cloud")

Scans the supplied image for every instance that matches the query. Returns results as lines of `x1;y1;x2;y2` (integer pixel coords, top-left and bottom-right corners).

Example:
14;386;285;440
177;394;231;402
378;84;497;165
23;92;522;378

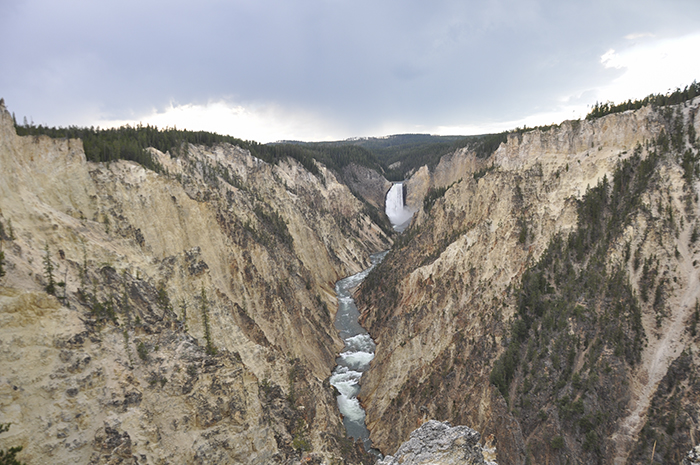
2;0;700;138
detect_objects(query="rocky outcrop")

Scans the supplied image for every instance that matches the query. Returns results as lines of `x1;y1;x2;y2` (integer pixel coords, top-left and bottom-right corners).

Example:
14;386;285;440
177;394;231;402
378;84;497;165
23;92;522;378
684;446;700;465
405;149;490;211
0;100;388;464
377;420;495;465
358;101;700;464
340;162;392;210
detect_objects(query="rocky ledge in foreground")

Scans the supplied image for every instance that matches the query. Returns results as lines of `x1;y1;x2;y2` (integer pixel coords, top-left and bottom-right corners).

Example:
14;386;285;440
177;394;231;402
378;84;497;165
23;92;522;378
685;445;700;465
377;420;497;465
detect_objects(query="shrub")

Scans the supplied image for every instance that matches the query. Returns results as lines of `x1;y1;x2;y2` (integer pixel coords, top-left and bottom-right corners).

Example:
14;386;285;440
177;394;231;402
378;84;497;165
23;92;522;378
0;423;26;465
137;342;149;361
551;436;564;449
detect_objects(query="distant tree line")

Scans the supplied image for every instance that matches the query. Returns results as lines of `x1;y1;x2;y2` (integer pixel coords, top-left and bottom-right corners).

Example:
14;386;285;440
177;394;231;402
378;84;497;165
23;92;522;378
11;119;388;179
13;121;256;173
15;81;699;182
9;118;529;181
254;142;384;178
586;81;700;120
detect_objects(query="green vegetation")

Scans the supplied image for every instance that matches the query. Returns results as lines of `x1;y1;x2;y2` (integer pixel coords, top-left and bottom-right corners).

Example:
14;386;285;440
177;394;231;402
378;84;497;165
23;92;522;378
89;293;117;323
137;341;149;361
0;424;26;465
491;149;656;397
10;118;389;181
473;164;497;181
550;436;564;450
156;284;172;315
264;142;383;177
17;82;700;201
252;204;293;248
43;244;56;295
292;435;311;452
352;133;508;180
623;347;696;462
486;125;697;460
200;288;217;356
15;123;169;172
0;249;5;278
423;186;449;212
586;81;700;120
251;143;323;176
291;417;312;451
468;133;509;159
147;372;168;388
423;181;459;212
122;330;133;367
517;216;528;244
0;219;14;242
180;300;189;331
14;114;512;184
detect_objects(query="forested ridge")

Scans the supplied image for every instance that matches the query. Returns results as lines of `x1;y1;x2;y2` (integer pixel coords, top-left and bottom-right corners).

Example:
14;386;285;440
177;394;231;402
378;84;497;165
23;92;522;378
352;91;700;463
11;118;511;181
488;104;700;463
586;81;700;120
12;119;385;180
11;81;700;185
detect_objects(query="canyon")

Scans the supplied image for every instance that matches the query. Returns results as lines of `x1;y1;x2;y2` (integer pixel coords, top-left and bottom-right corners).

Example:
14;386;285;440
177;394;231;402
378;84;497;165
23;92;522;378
0;100;387;464
358;101;700;464
2;94;700;465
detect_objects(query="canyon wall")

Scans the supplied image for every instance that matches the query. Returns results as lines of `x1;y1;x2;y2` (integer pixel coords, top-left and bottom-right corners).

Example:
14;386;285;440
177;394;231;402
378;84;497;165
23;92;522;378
358;102;700;464
0;101;389;464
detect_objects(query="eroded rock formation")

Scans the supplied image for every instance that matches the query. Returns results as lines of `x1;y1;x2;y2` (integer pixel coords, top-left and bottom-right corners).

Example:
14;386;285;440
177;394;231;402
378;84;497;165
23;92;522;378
377;420;495;465
358;101;700;464
0;100;388;464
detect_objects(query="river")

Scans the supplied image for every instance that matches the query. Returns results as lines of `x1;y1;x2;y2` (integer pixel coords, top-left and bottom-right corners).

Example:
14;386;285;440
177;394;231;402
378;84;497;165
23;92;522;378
329;182;414;453
329;251;387;454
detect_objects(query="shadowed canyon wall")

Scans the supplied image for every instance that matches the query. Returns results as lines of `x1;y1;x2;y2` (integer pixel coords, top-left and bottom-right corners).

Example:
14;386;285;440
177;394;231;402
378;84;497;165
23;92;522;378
358;102;700;464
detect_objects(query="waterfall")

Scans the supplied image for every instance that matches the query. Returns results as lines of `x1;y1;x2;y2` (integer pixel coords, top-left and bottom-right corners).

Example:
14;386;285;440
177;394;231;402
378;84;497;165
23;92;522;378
385;183;414;232
328;182;412;454
330;251;387;456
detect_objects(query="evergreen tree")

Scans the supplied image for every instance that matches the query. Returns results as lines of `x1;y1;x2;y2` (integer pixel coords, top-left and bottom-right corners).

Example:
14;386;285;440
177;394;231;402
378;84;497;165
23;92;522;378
200;288;217;355
43;245;56;295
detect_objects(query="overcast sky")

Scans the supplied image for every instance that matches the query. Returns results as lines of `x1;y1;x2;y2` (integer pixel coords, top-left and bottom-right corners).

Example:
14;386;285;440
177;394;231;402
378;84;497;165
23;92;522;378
2;0;700;142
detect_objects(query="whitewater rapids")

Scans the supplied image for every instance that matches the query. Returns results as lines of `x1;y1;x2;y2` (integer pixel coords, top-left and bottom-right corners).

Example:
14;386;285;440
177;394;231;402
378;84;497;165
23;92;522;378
329;251;387;453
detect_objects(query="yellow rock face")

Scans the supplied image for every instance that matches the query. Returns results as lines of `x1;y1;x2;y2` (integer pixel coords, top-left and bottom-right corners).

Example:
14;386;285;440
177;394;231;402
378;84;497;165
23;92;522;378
0;101;389;464
357;103;700;463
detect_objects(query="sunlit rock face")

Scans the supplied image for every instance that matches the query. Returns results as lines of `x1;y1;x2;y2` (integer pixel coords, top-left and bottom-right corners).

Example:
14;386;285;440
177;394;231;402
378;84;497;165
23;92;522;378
0;100;389;465
377;420;495;465
359;102;700;463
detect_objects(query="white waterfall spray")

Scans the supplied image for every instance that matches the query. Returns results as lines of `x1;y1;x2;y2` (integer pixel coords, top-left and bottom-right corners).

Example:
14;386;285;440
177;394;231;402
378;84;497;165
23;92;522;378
385;183;414;232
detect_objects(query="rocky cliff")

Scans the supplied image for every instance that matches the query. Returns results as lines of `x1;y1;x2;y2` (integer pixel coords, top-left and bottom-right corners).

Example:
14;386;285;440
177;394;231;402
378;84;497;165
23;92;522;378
0;100;389;464
376;420;496;465
358;102;700;464
340;163;393;212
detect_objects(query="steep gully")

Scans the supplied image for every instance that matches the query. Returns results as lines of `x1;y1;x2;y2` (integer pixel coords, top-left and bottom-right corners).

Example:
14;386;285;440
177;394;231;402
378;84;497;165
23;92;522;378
330;183;413;454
